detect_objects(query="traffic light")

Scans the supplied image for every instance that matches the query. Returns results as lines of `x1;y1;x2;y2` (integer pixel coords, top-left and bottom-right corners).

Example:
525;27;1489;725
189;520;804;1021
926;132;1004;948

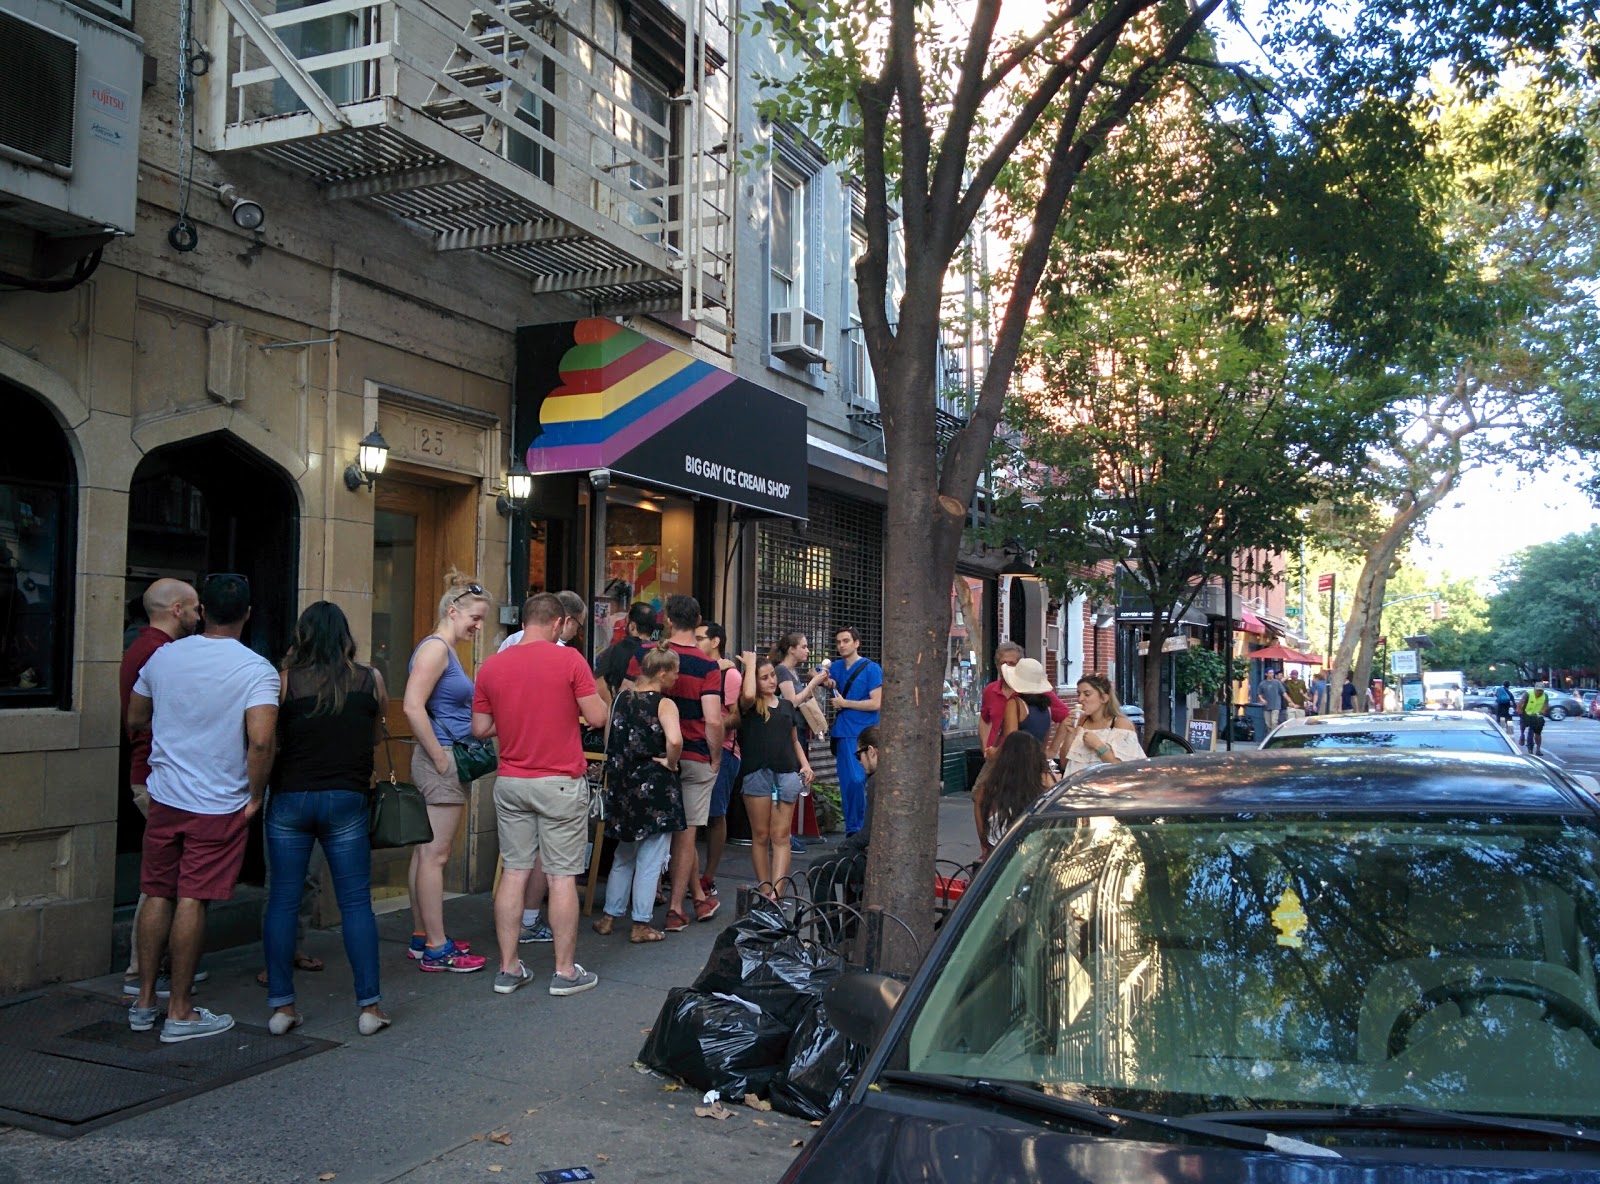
1430;599;1448;620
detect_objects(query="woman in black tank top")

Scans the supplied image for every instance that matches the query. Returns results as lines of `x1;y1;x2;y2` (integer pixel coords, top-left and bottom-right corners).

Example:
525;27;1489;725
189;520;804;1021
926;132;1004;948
263;602;391;1037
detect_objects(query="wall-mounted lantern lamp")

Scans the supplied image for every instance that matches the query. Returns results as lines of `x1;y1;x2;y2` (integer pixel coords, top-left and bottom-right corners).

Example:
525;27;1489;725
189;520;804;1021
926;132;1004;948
497;457;534;517
343;426;390;492
1000;539;1040;580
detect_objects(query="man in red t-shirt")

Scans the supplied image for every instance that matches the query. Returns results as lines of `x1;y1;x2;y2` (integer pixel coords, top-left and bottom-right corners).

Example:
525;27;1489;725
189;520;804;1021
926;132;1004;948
979;641;1071;757
118;578;201;990
473;592;608;997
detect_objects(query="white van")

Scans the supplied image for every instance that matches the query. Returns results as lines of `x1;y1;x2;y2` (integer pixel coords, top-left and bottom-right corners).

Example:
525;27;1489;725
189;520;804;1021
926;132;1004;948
1422;670;1466;709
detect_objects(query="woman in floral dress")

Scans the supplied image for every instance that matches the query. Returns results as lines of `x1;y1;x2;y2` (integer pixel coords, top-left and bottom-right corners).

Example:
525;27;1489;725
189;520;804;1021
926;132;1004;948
596;644;684;943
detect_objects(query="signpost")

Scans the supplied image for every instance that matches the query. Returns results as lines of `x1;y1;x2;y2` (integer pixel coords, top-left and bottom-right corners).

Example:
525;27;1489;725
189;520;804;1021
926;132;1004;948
1319;573;1337;667
1390;649;1420;676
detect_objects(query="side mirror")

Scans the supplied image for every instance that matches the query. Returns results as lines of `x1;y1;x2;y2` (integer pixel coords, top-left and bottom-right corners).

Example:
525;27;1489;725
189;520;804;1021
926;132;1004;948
823;972;905;1050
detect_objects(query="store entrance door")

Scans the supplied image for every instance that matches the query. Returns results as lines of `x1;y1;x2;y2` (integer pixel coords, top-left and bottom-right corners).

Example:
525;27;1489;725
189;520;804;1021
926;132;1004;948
119;434;299;904
370;475;477;901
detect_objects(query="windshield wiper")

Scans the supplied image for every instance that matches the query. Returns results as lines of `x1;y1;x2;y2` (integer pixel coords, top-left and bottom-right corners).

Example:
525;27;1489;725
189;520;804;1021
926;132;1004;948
1201;1105;1600;1150
877;1071;1337;1157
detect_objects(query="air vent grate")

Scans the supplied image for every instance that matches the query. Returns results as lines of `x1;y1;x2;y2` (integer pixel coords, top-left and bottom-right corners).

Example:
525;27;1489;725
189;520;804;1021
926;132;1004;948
0;11;77;170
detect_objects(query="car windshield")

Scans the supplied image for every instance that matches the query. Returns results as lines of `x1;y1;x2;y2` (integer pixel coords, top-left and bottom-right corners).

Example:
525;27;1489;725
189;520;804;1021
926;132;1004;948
1265;730;1511;753
889;812;1600;1123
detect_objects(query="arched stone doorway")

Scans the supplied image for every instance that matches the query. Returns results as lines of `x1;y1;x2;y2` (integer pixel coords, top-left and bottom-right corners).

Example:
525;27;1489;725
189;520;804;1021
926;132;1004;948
117;433;300;901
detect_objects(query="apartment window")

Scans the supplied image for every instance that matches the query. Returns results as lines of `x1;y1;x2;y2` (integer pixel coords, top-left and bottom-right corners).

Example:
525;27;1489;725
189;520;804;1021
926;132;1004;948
506;54;556;182
769;140;825;365
845;224;875;405
0;385;75;709
628;69;675;243
771;166;804;310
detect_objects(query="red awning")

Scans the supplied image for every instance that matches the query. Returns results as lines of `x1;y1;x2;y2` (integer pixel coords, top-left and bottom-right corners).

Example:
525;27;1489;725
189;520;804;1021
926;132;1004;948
1239;607;1266;633
1249;644;1323;665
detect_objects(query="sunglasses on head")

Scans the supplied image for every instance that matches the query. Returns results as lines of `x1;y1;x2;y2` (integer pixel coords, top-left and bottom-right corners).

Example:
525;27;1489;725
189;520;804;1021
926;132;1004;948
450;583;485;604
201;572;249;593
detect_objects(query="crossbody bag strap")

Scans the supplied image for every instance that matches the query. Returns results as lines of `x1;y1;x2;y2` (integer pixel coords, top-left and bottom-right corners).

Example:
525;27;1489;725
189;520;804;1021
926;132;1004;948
838;660;868;702
380;720;400;786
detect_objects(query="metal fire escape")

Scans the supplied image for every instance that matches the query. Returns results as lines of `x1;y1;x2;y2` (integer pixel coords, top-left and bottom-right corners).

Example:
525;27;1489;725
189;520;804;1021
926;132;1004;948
196;0;734;328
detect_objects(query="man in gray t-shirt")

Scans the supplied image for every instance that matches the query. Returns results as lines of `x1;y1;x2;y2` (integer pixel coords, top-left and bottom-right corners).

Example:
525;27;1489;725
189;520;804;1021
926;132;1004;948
126;574;278;1043
1258;670;1289;726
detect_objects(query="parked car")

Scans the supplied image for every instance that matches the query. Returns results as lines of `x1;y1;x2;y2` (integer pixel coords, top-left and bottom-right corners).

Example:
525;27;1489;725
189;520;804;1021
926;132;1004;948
1541;689;1586;721
789;751;1600;1182
1259;710;1518;754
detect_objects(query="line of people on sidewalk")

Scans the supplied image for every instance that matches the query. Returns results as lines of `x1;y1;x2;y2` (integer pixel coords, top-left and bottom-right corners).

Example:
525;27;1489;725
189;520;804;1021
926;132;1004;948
118;568;884;1041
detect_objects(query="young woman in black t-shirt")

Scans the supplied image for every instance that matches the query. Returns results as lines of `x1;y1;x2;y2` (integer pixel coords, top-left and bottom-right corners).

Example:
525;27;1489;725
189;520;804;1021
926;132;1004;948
738;652;813;895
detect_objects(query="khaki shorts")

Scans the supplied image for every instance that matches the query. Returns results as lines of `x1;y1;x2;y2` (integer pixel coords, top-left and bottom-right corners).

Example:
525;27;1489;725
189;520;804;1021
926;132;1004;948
679;759;717;829
412;744;469;806
494;774;591;875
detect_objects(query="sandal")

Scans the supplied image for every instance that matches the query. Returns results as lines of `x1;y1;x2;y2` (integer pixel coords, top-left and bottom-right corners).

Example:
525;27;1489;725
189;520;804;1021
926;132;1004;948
592;914;616;936
663;909;690;933
631;922;665;943
257;953;325;985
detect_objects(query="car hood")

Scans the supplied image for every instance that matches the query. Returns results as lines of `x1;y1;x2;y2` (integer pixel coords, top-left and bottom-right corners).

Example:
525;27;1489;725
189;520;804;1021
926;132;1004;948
786;1098;1599;1183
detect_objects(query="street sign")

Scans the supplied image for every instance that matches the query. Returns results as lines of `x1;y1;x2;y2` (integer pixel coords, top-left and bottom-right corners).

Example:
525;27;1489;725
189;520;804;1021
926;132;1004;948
1390;649;1420;675
1317;573;1335;593
1285;606;1300;616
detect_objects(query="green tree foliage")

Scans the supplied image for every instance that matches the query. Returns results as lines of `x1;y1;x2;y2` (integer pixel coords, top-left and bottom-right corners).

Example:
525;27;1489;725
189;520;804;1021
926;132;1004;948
1489;530;1600;675
1326;81;1600;684
752;0;1599;965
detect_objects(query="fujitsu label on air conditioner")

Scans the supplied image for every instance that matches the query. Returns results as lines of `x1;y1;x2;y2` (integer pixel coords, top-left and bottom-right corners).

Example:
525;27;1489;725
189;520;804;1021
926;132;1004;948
0;0;143;237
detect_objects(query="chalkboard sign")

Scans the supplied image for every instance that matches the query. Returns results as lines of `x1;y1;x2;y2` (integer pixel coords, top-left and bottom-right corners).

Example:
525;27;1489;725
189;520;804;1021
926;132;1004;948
1186;718;1217;752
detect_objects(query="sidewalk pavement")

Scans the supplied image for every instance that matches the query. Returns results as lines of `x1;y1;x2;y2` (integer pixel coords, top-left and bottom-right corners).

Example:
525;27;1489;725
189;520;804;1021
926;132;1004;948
0;794;984;1184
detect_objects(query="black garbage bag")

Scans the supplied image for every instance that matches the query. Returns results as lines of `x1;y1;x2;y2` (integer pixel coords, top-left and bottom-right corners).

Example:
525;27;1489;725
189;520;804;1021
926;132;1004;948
692;897;845;1030
638;986;793;1097
769;1001;869;1121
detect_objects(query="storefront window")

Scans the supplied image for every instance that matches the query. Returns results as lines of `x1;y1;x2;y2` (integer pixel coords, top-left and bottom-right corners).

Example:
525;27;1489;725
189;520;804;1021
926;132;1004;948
945;575;986;733
594;488;695;646
0;389;75;708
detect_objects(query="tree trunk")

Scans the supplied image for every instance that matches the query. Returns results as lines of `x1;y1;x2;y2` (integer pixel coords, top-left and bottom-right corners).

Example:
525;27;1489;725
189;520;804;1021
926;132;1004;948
1141;616;1174;739
1332;540;1395;690
863;357;962;974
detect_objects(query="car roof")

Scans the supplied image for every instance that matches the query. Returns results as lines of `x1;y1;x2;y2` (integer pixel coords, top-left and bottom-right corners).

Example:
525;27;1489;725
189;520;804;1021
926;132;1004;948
1265;710;1498;736
1037;749;1595;817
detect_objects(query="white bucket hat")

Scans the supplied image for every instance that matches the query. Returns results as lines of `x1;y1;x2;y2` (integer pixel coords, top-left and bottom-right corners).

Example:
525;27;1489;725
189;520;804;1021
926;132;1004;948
1001;657;1052;696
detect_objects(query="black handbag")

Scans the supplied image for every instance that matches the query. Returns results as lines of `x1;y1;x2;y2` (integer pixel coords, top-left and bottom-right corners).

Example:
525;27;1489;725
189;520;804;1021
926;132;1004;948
370;730;434;849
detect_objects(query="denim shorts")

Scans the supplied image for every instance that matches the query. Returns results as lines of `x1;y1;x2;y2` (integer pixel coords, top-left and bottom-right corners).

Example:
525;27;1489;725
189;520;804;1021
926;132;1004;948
742;768;803;804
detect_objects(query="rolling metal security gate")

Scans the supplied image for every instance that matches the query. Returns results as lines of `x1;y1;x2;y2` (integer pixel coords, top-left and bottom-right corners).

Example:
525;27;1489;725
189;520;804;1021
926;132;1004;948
755;488;884;663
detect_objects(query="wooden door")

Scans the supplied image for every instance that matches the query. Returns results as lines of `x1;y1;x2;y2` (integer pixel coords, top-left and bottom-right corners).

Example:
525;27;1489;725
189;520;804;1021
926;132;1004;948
373;480;443;767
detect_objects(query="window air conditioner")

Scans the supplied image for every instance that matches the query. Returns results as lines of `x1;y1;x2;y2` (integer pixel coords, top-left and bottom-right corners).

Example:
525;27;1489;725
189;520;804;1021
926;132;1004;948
770;307;825;365
0;0;143;272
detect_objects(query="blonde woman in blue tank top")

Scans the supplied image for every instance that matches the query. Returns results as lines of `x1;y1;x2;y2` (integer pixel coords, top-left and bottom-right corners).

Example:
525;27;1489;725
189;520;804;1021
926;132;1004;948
401;572;492;973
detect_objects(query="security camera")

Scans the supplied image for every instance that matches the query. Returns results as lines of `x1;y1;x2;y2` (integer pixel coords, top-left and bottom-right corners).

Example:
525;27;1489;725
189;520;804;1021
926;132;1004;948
589;469;610;491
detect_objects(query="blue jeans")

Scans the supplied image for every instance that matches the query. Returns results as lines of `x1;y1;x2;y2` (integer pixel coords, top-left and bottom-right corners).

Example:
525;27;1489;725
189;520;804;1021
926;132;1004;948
604;831;673;923
834;740;867;834
263;789;380;1008
708;750;740;819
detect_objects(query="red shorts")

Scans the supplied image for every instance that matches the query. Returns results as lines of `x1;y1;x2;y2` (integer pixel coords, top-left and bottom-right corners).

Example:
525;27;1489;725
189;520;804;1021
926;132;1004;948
140;800;250;901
